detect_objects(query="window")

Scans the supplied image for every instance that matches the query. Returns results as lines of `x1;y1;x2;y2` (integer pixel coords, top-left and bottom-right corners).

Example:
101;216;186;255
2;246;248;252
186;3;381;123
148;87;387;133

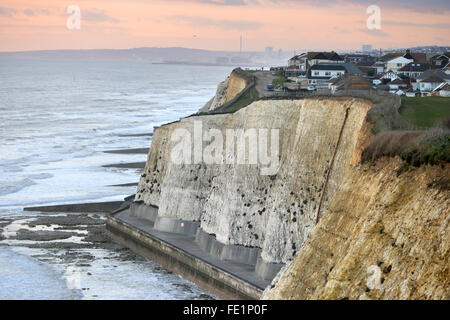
397;63;403;67
314;71;319;76
325;72;331;76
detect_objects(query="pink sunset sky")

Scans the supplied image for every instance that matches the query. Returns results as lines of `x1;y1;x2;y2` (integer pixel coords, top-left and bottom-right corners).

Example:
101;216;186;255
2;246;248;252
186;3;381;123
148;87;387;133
1;0;449;52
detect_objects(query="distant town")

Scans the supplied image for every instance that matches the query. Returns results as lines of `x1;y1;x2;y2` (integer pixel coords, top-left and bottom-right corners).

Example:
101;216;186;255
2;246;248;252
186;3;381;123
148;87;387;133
256;45;450;97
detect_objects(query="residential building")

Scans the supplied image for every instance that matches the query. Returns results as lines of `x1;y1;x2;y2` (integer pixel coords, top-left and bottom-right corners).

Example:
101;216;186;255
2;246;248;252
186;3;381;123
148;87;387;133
329;74;371;94
345;54;376;64
432;83;450;97
385;56;414;73
416;70;450;93
307;63;361;86
388;78;408;91
397;62;431;79
290;51;345;71
430;53;450;69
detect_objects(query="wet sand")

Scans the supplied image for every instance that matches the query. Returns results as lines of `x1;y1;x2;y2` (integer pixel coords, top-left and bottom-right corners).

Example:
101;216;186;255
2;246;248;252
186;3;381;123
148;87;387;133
24;201;125;214
109;182;139;187
103;148;149;155
0;213;215;300
102;162;146;169
118;133;153;137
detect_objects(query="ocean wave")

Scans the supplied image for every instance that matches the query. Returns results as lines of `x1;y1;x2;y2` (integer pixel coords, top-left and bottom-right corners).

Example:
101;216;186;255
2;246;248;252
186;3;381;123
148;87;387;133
0;178;36;196
27;173;53;180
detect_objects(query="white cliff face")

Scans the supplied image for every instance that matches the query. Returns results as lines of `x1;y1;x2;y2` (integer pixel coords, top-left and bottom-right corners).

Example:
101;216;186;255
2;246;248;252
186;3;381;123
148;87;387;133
135;98;372;264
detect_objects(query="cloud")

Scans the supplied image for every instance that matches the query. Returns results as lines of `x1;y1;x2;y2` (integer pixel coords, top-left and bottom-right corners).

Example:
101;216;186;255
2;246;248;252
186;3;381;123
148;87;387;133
170;0;450;13
23;9;34;17
0;6;17;17
169;15;263;30
357;28;389;37
164;0;250;5
383;20;450;29
79;9;120;24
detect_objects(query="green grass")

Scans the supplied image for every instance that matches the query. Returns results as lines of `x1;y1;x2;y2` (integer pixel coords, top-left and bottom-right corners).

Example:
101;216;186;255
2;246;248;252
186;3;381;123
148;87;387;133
272;71;286;88
400;96;450;128
225;87;259;113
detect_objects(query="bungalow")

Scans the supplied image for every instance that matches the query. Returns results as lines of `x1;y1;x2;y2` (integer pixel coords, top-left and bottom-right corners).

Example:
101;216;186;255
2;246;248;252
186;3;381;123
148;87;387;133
309;51;345;66
307;64;346;86
288;55;302;68
432;82;450;97
372;61;385;74
405;88;418;97
418;74;448;93
345;54;376;64
307;63;361;87
416;69;450;93
329;74;371;94
397;62;431;79
388;78;408;91
288;51;344;72
431;53;450;69
380;70;398;81
378;50;426;73
385;56;414;73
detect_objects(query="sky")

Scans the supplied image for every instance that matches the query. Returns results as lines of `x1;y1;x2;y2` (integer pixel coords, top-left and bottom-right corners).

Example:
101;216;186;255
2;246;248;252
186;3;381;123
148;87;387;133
0;0;449;52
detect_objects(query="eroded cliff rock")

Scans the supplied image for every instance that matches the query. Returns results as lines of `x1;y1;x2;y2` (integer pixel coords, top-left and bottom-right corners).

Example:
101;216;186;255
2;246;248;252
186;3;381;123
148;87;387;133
135;97;373;264
264;158;449;300
200;68;250;112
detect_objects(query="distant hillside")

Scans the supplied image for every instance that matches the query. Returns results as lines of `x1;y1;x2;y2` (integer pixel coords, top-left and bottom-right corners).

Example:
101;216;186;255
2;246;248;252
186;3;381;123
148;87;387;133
0;47;291;66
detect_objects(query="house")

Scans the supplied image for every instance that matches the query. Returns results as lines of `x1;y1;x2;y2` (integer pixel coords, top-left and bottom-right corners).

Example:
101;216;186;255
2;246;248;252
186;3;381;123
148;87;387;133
328;74;371;94
372;61;385;74
345;54;376;64
288;55;301;68
307;64;346;86
380;70;398;81
432;82;450;97
377;50;428;73
430;53;450;69
307;63;361;87
309;51;345;66
288;51;344;72
355;62;377;78
385;56;414;73
417;72;450;93
405;88;418;97
397;62;431;79
388;78;408;91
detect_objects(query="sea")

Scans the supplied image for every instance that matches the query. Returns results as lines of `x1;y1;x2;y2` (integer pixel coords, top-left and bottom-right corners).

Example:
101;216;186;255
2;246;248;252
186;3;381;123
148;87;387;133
0;58;234;299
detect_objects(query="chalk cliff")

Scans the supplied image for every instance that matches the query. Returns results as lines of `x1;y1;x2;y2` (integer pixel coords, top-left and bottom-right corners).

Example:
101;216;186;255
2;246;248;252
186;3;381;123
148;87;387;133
135;97;373;264
264;158;449;300
200;68;251;112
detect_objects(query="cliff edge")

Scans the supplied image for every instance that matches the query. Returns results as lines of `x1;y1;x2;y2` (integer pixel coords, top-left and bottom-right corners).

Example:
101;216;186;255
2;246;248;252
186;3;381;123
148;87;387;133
264;158;449;300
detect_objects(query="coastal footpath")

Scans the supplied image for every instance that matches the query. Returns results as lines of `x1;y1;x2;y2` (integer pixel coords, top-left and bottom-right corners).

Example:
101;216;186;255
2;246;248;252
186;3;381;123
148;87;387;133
107;69;449;299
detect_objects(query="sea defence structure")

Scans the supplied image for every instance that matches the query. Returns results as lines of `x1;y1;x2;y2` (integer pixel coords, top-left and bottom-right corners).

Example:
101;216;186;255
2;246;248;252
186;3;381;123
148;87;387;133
107;69;449;299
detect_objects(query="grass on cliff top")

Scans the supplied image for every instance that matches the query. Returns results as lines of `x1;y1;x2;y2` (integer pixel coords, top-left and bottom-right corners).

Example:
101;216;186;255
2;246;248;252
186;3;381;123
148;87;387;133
362;128;450;168
272;71;286;88
399;96;450;128
224;87;259;113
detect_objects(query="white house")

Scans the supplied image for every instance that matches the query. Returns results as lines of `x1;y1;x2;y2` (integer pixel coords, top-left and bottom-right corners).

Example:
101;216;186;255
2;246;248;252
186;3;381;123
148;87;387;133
417;70;450;93
380;70;398;81
307;64;347;86
432;83;450;97
385;56;414;73
388;78;408;90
